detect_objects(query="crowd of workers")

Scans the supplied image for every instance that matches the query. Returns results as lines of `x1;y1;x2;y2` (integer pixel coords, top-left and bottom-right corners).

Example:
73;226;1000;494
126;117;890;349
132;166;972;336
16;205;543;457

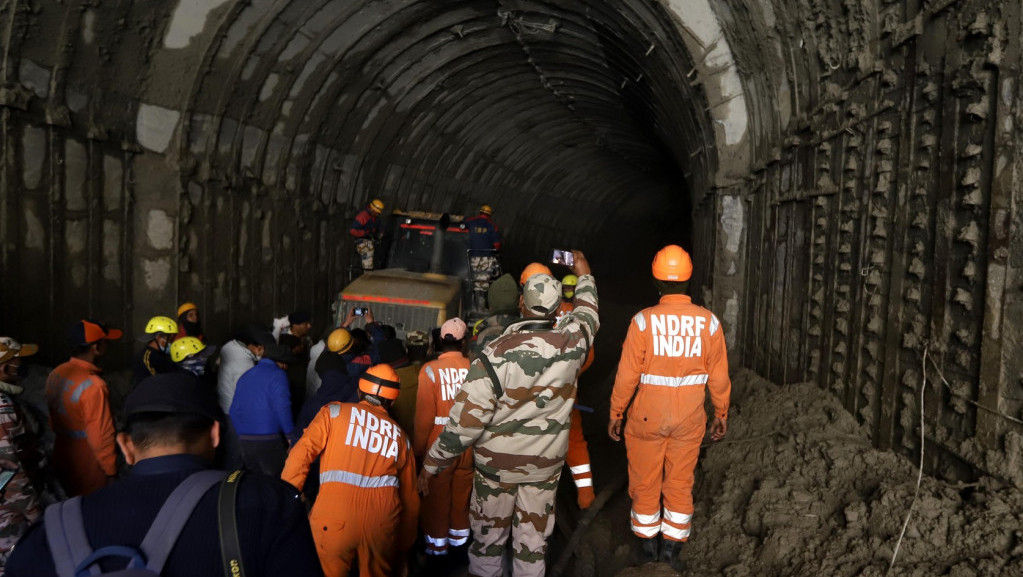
0;238;730;577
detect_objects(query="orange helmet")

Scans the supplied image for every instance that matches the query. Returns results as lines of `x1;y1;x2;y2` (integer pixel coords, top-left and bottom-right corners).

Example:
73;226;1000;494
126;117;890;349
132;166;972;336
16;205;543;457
652;245;693;281
358;364;401;400
519;262;552;286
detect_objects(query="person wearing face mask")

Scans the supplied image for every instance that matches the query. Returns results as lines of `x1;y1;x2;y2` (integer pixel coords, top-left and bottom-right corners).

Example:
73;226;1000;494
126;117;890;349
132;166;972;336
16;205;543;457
170;337;217;382
132;316;181;387
174;302;205;343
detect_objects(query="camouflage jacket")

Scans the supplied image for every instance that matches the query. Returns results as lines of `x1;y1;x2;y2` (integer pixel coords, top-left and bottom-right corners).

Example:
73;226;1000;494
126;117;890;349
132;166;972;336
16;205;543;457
469;313;519;360
0;391;42;568
424;274;599;484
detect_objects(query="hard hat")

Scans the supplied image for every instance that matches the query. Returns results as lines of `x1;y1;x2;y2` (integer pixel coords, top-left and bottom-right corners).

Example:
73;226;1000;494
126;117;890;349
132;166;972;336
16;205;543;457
519;262;552;286
358;364;401;400
327;328;354;354
561;274;578;286
369;199;384;214
177;302;198;318
144;316;178;336
170;336;206;363
480;204;493;216
652;245;693;281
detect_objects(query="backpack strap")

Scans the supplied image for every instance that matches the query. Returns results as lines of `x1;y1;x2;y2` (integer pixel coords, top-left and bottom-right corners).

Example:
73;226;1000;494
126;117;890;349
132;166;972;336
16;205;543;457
44;497;95;577
138;470;225;573
217;470;246;577
478;355;503;399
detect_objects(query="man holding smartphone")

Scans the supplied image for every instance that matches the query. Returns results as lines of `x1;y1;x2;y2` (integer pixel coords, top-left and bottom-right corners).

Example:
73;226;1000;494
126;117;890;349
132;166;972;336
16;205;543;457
419;250;598;577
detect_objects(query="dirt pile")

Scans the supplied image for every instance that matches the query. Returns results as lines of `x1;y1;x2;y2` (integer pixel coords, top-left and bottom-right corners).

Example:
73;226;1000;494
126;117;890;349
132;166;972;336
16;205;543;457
679;369;1023;576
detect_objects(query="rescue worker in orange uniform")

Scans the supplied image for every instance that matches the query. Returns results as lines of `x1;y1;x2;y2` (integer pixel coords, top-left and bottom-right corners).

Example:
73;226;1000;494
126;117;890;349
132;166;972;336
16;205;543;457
608;245;730;569
45;320;122;496
554;274;595;509
282;364;419;577
414;318;472;559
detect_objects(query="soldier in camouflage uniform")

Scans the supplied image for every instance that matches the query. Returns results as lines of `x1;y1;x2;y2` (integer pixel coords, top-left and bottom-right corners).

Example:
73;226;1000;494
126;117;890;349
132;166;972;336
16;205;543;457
419;251;598;577
0;338;43;575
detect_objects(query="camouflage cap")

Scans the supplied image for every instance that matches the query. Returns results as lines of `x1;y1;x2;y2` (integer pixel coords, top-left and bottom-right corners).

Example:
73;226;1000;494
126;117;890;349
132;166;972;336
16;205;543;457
523;273;562;316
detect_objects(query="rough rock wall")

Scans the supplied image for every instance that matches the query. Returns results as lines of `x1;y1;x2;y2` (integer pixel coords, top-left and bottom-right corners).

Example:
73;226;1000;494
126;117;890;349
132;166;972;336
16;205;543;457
710;0;1023;485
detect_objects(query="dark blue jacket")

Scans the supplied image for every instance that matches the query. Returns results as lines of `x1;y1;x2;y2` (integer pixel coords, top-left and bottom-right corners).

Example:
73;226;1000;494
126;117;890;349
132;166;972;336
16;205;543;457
465;214;501;256
6;454;323;577
296;370;358;432
229;359;294;437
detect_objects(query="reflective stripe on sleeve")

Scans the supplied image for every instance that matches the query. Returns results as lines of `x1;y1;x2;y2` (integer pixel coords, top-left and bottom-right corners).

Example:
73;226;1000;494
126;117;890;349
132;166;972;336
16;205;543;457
710;315;720;336
569;464;591;475
320;470;399;488
329;404;341;418
574;478;593;488
639;374;709;387
434;416;449;426
633;312;646;332
425;366;436;383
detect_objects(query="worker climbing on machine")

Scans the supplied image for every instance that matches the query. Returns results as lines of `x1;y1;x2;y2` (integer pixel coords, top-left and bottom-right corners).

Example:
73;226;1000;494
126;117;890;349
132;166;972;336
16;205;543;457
132;315;180;387
420;251;598;577
175;302;205;342
282;364;419;577
608;244;730;570
465;204;502;311
349;198;384;271
414;318;473;562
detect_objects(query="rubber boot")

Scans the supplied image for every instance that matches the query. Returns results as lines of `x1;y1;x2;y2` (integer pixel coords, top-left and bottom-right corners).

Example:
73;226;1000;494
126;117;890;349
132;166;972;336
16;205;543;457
640;537;658;563
660;539;685;571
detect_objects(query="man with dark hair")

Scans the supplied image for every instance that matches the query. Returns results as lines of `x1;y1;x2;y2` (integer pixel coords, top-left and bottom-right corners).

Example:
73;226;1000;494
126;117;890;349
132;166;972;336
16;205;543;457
45;320;122;496
283;364;419;577
7;372;323;577
414;318;472;560
279;311;313;415
230;343;297;477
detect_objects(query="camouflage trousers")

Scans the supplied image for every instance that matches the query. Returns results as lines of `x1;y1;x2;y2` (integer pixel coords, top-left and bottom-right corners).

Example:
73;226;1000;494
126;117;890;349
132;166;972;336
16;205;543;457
469;256;500;295
469;470;559;577
355;239;375;270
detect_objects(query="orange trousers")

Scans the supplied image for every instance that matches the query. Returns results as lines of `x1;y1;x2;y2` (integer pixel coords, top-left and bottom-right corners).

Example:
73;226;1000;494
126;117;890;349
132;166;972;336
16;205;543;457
309;488;401;577
623;407;704;542
565;408;595;509
420;451;473;555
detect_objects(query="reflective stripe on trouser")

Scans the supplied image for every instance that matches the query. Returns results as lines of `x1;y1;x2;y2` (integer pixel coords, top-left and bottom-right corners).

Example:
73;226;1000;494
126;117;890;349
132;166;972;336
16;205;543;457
623;410;703;541
470;256;499;294
421;452;473;556
565;409;595;508
468;470;559;577
356;239;374;270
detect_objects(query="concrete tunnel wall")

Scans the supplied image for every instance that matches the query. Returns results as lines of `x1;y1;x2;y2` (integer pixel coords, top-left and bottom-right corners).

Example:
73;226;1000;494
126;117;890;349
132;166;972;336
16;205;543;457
0;1;1020;487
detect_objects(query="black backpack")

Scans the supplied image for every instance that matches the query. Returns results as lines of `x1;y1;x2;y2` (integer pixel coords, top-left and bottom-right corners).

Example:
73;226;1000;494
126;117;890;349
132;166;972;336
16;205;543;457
44;470;246;577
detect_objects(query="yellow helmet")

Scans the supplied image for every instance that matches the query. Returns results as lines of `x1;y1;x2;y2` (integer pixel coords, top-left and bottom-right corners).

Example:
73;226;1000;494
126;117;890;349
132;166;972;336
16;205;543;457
170;337;206;363
369;199;384;214
480;204;493;216
177;302;197;318
144;316;178;336
327;328;354;354
561;275;578;299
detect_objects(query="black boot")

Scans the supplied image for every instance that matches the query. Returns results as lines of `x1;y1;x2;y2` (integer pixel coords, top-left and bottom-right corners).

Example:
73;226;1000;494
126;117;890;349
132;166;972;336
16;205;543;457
640;537;658;563
660;539;685;571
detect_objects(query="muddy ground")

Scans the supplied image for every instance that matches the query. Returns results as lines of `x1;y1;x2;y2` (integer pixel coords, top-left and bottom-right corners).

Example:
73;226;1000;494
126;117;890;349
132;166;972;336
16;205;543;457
560;369;1023;577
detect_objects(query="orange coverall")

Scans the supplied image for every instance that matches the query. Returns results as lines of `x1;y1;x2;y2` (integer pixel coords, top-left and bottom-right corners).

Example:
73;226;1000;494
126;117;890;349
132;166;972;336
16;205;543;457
610;294;730;542
282;400;420;577
559;299;596;509
45;358;117;496
414;351;473;555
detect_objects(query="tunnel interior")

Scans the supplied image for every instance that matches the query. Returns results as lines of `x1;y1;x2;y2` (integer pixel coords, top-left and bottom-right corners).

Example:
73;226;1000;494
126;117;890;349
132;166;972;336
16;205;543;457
1;0;1022;527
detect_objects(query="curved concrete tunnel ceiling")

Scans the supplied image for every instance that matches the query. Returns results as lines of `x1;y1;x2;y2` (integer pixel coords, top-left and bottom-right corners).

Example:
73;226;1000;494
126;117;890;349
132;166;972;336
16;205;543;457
1;0;1022;488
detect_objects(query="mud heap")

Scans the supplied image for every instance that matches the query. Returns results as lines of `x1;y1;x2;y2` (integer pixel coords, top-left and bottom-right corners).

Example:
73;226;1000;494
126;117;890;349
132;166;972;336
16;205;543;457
678;369;1023;576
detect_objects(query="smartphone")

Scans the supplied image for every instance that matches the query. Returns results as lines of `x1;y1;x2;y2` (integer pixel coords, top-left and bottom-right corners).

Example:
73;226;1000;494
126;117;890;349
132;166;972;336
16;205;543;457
551;249;575;267
353;307;367;317
0;469;16;494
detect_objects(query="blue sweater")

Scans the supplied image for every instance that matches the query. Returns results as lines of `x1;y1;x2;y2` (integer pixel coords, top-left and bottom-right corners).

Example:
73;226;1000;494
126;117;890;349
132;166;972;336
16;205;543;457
229;359;294;437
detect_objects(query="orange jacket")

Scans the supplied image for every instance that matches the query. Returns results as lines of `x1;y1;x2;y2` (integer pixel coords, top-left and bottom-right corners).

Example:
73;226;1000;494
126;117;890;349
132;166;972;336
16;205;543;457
414;352;471;457
45;358;117;496
282;400;420;551
610;294;730;423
